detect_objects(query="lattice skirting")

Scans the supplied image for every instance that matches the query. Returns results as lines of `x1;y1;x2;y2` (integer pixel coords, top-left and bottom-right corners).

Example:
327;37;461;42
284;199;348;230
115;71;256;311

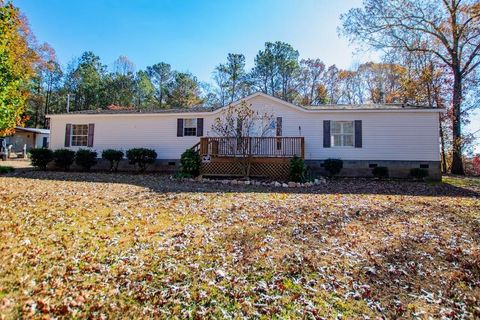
201;158;290;180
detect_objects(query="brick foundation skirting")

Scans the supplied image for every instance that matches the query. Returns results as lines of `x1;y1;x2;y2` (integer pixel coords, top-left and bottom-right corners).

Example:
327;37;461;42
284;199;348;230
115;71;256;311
305;160;441;181
53;158;441;181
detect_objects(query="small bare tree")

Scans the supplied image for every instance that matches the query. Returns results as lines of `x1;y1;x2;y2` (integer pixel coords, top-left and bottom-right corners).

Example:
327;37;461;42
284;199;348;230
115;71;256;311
211;101;274;178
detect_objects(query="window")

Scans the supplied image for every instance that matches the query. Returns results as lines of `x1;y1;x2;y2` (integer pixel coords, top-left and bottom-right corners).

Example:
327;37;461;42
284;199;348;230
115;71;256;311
331;121;354;147
249;118;275;136
183;119;197;136
71;124;89;147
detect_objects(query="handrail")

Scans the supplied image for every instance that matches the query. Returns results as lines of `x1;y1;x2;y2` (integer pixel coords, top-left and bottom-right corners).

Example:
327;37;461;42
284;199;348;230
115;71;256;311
200;137;304;158
190;142;201;153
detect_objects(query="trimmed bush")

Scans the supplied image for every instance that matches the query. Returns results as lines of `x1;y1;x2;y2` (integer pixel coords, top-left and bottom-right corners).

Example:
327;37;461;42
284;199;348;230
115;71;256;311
372;166;389;178
410;168;429;180
323;158;343;177
53;149;75;171
0;166;14;174
126;148;157;172
289;155;306;182
180;148;201;177
30;148;53;170
75;149;98;171
173;171;194;179
102;149;124;172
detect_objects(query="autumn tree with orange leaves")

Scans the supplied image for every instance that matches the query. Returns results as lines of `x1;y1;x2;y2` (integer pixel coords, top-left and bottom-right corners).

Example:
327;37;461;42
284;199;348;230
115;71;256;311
0;1;50;135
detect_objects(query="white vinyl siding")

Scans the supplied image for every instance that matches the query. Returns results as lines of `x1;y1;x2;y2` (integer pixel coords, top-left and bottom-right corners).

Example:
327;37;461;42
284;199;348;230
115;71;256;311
48;94;441;161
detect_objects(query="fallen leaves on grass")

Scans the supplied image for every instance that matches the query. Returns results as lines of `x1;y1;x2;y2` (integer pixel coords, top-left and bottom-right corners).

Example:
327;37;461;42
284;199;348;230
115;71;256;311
0;172;479;318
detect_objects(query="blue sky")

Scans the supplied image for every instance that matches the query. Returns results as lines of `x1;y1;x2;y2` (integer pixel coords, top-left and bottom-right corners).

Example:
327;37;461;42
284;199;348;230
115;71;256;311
13;0;480;151
15;0;371;80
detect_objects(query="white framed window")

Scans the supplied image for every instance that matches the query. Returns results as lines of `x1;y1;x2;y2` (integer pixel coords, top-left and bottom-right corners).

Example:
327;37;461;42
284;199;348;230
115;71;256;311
249;117;275;137
331;121;354;147
71;124;89;147
183;118;197;136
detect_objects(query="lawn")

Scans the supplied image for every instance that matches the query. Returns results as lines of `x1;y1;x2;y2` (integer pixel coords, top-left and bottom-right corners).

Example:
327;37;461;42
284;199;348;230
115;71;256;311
0;171;479;319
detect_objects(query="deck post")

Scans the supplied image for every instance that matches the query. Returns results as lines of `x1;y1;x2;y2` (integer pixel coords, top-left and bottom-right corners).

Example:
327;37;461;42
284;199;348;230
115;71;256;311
300;137;305;158
199;138;207;156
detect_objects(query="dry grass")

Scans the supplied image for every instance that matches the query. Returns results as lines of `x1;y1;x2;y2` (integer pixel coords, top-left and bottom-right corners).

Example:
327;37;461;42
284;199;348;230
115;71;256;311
0;171;479;319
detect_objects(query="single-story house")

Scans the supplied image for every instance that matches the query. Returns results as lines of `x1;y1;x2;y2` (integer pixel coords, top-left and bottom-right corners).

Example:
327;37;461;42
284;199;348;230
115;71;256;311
47;92;443;179
1;127;50;159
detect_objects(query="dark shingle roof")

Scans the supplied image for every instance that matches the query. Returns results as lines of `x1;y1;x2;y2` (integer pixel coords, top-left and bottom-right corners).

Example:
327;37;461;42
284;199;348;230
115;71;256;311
49;92;437;116
303;103;437;110
62;103;436;115
66;106;218;115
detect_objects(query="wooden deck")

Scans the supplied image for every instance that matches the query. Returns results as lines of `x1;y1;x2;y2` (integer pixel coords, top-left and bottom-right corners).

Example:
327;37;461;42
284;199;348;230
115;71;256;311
199;137;304;158
197;137;304;179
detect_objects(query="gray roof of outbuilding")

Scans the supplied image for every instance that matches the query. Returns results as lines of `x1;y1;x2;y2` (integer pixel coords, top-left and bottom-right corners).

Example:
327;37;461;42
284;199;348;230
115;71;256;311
15;127;50;134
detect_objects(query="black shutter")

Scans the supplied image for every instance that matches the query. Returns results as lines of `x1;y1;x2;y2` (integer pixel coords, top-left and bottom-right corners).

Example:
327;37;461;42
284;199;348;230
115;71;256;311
323;120;331;148
87;123;95;147
196;118;204;137
354;120;362;148
65;124;71;147
276;117;282;136
177;119;184;137
276;117;283;150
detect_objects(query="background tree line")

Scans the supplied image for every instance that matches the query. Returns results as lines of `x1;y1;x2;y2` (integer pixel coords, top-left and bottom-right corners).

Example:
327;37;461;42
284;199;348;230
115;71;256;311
1;0;478;174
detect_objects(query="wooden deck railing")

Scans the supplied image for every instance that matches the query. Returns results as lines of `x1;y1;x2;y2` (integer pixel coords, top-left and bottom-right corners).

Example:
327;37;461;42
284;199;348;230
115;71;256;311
199;137;304;158
190;142;201;153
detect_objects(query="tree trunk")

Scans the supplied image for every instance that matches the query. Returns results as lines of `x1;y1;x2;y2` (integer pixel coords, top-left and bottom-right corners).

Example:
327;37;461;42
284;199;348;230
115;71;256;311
159;83;163;108
43;80;52;127
450;69;464;175
439;115;447;174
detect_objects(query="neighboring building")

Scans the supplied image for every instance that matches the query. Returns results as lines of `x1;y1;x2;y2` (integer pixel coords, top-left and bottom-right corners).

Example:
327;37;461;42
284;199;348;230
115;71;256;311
1;127;50;159
47;92;443;179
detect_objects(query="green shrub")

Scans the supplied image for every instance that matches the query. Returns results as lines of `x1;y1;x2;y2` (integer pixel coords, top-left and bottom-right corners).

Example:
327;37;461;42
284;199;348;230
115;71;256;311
323;158;343;177
75;149;98;171
53;149;75;171
126;148;157;172
180;148;201;177
410;168;429;180
372;166;389;178
289;155;306;182
0;166;14;174
102;149;124;172
173;171;193;179
29;148;53;170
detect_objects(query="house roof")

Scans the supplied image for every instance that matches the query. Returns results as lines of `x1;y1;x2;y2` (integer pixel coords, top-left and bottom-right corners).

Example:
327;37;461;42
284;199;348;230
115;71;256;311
47;92;443;117
303;103;436;110
15;127;50;134
60;105;218;115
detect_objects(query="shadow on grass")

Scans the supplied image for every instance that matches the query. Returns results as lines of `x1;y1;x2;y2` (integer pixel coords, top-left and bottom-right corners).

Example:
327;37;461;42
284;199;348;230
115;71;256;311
4;167;479;198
